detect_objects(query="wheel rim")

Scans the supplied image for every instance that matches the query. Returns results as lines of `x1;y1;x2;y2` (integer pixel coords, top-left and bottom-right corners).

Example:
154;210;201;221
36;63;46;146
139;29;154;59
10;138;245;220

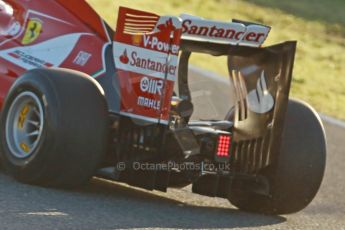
5;91;44;159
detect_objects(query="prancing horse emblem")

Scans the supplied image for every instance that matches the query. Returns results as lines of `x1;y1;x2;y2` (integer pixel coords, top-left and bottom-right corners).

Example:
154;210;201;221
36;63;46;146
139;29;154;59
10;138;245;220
21;18;42;45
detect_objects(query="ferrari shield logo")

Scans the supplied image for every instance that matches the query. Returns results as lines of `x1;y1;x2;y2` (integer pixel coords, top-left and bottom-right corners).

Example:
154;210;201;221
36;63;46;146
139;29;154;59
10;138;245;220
21;18;42;45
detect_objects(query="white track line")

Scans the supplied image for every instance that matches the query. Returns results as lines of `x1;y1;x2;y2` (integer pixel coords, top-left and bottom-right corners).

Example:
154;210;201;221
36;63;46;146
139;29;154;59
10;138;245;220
189;65;345;129
189;65;230;84
319;114;345;129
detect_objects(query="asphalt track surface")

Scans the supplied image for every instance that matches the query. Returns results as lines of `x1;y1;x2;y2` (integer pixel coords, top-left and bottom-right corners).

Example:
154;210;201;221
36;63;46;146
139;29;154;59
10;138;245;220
0;69;344;230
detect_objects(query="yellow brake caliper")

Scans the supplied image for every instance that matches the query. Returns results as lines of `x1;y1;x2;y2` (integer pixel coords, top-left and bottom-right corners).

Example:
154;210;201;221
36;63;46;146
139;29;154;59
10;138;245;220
18;104;31;153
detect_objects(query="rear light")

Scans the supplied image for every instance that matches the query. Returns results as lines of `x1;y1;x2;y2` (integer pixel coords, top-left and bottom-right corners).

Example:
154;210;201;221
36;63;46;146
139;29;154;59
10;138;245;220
216;135;231;157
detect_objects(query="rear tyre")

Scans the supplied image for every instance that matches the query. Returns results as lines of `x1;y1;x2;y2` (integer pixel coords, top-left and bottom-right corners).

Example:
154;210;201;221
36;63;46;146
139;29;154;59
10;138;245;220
0;68;108;188
228;99;326;214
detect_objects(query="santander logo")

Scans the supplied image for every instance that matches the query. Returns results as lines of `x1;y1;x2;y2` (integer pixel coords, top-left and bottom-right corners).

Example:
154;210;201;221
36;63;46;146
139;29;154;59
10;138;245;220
118;49;177;76
180;16;270;46
120;49;129;64
157;18;176;33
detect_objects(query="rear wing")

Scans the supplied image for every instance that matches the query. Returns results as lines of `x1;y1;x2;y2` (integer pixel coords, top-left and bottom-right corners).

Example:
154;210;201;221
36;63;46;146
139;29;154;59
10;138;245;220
113;7;273;124
180;14;271;47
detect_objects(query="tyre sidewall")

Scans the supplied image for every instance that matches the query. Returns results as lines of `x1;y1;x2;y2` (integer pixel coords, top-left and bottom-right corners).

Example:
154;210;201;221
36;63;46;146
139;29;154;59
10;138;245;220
0;71;60;183
228;99;326;214
0;68;108;187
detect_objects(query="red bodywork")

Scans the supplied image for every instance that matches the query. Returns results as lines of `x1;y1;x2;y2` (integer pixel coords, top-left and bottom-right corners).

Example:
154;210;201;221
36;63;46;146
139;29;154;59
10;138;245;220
0;0;109;109
0;0;181;124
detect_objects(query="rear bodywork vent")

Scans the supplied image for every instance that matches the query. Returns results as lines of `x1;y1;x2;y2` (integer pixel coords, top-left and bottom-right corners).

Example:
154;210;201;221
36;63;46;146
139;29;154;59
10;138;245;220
231;70;248;121
231;136;270;174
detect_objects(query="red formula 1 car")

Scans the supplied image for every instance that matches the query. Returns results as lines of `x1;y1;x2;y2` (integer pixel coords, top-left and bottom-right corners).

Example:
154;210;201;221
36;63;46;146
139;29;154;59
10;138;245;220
0;0;326;214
